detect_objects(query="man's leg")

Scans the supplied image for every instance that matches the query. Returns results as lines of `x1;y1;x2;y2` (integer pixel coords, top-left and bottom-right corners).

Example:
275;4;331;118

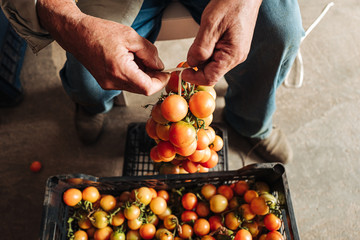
59;0;170;144
182;0;304;163
224;0;304;163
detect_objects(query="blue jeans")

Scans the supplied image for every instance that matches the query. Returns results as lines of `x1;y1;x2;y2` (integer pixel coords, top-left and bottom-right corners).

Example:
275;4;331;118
60;0;304;139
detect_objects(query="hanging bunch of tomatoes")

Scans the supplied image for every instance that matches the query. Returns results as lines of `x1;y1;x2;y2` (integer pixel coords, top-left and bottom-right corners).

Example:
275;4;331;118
146;62;224;174
63;179;285;240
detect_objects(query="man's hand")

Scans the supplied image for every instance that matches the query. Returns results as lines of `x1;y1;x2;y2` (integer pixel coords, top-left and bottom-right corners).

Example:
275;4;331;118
37;0;169;96
182;0;262;86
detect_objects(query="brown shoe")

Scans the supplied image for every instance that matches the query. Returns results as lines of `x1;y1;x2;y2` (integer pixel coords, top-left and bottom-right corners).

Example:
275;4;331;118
246;126;293;164
75;104;106;145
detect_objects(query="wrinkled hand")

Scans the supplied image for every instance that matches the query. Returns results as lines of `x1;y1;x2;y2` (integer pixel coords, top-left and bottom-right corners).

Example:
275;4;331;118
72;17;169;95
182;0;262;86
37;0;169;96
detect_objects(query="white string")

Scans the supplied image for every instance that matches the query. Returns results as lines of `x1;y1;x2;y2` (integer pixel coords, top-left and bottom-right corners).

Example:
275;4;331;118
162;67;191;95
284;2;334;88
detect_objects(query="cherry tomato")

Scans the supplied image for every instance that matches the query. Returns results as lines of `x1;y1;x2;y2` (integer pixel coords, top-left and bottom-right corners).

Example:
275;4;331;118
163;214;178;230
181;210;198;223
118;191;131;203
175;139;197;157
150;146;163;163
229;197;240;209
209;215;224;232
217;185;234;201
157;190;170;202
145;118;159;140
94;226;113;240
265;231;284;240
196;201;210;217
209;194;228;213
234;180;249;196
111;210;125;227
156;123;170;141
78;214;92;229
63;188;82;206
159;163;180;174
182;192;198;210
128;218;143;230
100;195;117;211
264;213;282;231
201;236;216;240
74;230;88;240
234;229;252;240
151;102;169;124
157;207;172;220
91;210;109;229
182;159;199;174
244;190;259;203
196;85;217;100
200;149;218;169
161;94;188;122
210;135;224;151
199;114;213;128
243;221;260;238
169;121;196;148
199;147;212;163
30;161;42;172
157;141;176;160
147;213;159;226
124;204;141;220
126;230;141;240
158;229;173;240
139;223;156;240
82;186;100;203
193;218;210;237
225;211;241;230
240;203;256;221
86;227;96;239
110;231;125;240
196;128;211;150
179;224;193;239
189;91;215;118
136;187;152;205
188;149;206;162
250;197;269;216
204;127;216;144
150;197;167;215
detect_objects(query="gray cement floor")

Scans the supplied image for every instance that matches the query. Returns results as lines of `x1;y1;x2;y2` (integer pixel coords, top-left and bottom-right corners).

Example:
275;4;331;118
1;0;360;239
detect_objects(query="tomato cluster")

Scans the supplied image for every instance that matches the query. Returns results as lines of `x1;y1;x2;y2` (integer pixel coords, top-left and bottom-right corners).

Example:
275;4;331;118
146;62;224;174
63;180;285;240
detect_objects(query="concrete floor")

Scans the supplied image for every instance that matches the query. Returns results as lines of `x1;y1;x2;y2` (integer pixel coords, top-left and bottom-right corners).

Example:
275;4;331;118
1;0;360;239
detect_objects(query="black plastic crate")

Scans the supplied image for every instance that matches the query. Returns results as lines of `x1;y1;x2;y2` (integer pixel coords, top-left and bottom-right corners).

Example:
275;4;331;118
39;163;299;240
123;122;229;176
0;8;27;107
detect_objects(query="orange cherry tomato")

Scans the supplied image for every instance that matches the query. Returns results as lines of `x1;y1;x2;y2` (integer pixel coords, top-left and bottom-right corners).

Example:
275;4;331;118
189;91;215;118
161;94;188;122
210;135;224;152
196;128;211;150
193;218;210;237
63;188;82;206
82;186;100;203
264;213;282;231
169;121;197;148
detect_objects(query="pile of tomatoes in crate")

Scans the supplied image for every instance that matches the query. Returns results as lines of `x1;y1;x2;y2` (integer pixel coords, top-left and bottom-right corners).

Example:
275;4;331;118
63;179;285;240
145;62;224;174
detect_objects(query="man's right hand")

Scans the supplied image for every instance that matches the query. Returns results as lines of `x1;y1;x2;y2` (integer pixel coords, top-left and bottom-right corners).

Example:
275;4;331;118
37;0;169;96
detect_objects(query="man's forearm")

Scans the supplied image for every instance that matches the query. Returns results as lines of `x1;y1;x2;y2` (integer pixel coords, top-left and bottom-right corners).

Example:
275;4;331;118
36;0;86;52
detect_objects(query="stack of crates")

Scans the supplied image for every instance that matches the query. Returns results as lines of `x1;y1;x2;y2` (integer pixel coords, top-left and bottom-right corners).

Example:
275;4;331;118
0;8;27;107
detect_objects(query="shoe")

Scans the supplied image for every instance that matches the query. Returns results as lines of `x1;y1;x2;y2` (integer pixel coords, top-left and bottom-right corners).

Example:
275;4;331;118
74;104;106;144
246;126;293;164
